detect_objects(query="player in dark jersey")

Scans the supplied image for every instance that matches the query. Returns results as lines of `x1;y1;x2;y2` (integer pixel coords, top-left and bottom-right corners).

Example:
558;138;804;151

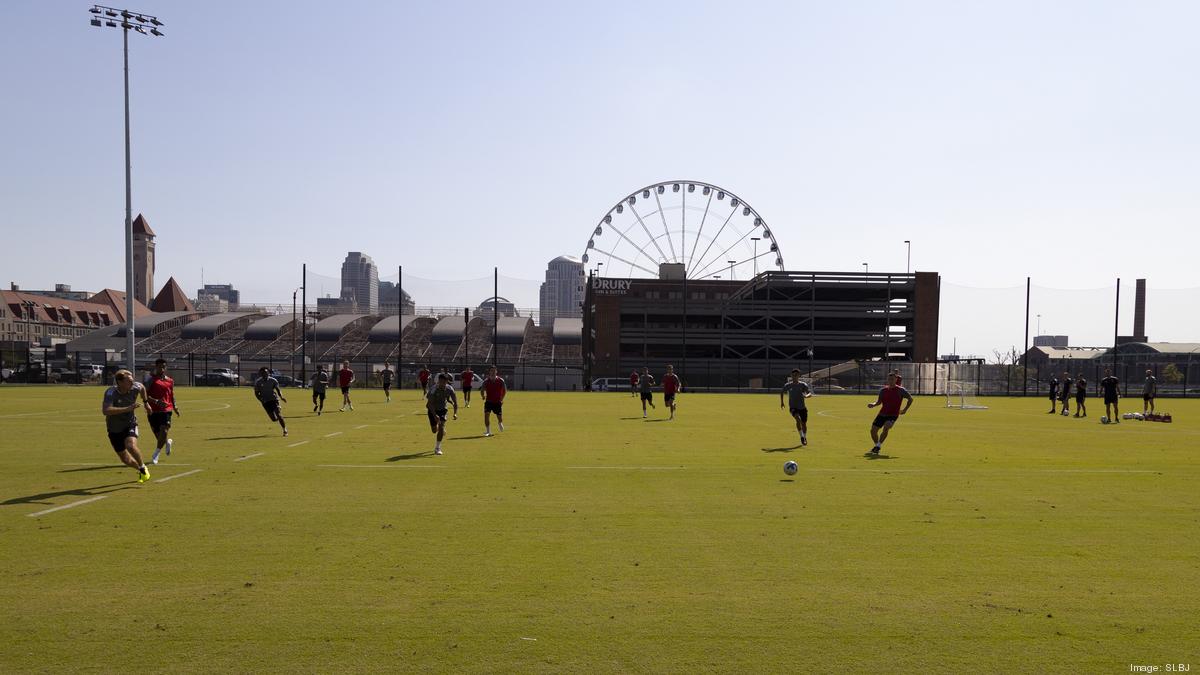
101;369;151;483
780;368;813;445
1142;370;1157;414
1100;368;1121;422
1047;376;1060;414
638;367;656;418
482;365;506;436
144;358;181;465
866;373;913;455
380;362;394;403
254;367;288;436
1074;376;1088;418
1058;371;1073;416
630;370;639;397
460;366;475;408
426;373;459;455
662;365;682;420
311;364;329;415
418;366;431;397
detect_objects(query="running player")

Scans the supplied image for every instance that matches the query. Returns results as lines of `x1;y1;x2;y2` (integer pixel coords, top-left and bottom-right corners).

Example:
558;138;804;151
1142;370;1157;414
1047;375;1060;414
426;372;459;455
866;372;912;455
460;365;475;407
338;360;355;411
1058;371;1072;416
482;365;506;436
638;367;656;418
418;365;431;397
254;367;288;436
780;368;813;445
102;369;151;483
311;364;329;415
1074;375;1088;418
144;358;180;465
1100;368;1121;422
630;370;639;397
662;365;681;420
380;362;394;403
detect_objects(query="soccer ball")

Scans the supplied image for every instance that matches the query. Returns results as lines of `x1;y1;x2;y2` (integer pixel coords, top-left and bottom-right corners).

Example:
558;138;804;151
1100;416;1110;424
783;461;798;476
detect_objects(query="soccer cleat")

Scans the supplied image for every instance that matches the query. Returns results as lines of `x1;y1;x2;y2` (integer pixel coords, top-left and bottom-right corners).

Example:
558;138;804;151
349;405;354;411
498;423;504;432
165;439;173;456
283;429;289;437
484;429;491;437
434;448;443;455
151;450;160;465
313;405;318;412
801;436;807;446
138;467;150;483
870;446;880;455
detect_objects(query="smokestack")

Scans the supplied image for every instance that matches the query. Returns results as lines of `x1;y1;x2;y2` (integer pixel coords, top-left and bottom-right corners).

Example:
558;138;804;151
1133;278;1147;341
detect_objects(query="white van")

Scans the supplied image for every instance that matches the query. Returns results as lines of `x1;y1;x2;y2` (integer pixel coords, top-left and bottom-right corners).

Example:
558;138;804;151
79;364;105;381
590;377;630;392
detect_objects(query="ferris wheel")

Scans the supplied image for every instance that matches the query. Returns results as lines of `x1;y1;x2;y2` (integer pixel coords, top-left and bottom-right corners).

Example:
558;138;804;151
582;180;784;280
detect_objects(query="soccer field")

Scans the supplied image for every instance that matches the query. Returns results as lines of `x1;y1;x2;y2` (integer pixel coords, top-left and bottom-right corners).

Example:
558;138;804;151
1;386;1196;673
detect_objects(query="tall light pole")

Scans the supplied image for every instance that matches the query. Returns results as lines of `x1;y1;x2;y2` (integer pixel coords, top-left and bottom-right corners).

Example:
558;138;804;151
750;237;761;276
904;240;911;274
89;5;164;371
1037;314;1042;337
727;260;736;280
862;262;869;280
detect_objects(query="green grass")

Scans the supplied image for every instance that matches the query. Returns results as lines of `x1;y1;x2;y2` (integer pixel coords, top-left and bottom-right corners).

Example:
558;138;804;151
1;386;1196;673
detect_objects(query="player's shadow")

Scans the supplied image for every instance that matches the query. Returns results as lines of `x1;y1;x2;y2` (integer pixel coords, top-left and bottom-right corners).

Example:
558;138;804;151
762;445;803;452
386;452;435;461
619;417;646;421
644;419;670;423
2;482;134;507
451;435;489;440
206;435;270;441
57;465;127;473
863;453;896;460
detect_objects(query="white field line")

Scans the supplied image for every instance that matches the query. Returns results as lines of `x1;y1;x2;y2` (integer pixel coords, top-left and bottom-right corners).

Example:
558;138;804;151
287;440;310;448
567;466;687;470
155;469;204;483
808;468;926;473
234;452;266;462
27;495;108;517
1037;469;1160;474
324;432;343;438
1;400;234;420
316;464;445;469
354;424;370;430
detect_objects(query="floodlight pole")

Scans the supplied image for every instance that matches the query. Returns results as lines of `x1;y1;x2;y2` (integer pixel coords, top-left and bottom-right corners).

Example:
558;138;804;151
90;5;163;371
904;240;911;274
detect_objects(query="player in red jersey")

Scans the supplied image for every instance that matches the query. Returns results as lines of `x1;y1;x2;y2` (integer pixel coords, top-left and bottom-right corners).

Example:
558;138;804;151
144;358;181;465
482;365;507;436
418;365;431;397
662;364;682;420
338;361;355;412
629;370;639;397
866;372;913;455
461;366;476;408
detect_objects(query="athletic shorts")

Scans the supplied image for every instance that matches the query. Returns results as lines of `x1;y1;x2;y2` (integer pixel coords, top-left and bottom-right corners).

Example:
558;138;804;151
462;385;472;392
341;386;350;395
1075;393;1086;403
383;382;392;391
790;407;808;423
148;411;172;434
1104;395;1119;405
641;392;653;403
108;427;138;453
427;409;447;426
1059;393;1070;403
484;401;503;415
1049;392;1058;401
872;414;899;428
1143;394;1154;402
261;400;281;418
664;393;676;404
312;390;326;402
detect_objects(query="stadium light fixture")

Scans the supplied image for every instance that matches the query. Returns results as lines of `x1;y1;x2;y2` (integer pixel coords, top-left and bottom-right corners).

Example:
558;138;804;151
88;4;164;371
904;240;911;274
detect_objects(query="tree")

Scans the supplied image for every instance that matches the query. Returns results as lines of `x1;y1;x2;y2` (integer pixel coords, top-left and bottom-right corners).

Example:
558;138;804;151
1162;363;1184;384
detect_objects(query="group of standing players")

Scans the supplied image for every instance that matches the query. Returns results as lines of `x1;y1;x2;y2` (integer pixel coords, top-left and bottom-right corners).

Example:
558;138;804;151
1047;368;1158;422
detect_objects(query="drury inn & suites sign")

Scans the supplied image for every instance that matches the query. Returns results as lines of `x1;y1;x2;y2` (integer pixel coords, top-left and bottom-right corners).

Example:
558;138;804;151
592;278;632;295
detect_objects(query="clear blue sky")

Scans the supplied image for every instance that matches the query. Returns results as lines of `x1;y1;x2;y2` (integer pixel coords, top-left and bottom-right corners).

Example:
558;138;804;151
2;1;1198;357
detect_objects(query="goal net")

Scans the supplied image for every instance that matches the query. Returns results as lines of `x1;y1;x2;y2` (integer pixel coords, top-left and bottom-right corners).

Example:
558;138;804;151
944;381;988;410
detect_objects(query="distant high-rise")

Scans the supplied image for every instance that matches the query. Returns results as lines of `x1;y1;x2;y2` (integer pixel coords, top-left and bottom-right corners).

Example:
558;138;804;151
539;255;585;327
341;252;379;313
132;214;155;306
379;281;415;315
197;284;240;309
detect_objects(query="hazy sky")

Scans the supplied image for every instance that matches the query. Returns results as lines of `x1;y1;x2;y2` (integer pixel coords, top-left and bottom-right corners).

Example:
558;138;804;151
3;1;1197;357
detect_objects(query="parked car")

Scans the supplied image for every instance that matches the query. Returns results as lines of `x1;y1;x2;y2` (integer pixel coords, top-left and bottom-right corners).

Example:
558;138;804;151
268;370;302;388
194;369;239;386
590;377;631;392
78;364;105;381
49;368;81;384
451;372;484;389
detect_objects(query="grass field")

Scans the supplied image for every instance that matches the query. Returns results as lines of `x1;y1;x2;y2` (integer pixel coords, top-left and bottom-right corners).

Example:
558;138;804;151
1;385;1196;673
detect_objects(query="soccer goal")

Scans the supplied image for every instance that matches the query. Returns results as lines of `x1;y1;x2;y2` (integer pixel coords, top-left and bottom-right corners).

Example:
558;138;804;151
944;381;988;410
